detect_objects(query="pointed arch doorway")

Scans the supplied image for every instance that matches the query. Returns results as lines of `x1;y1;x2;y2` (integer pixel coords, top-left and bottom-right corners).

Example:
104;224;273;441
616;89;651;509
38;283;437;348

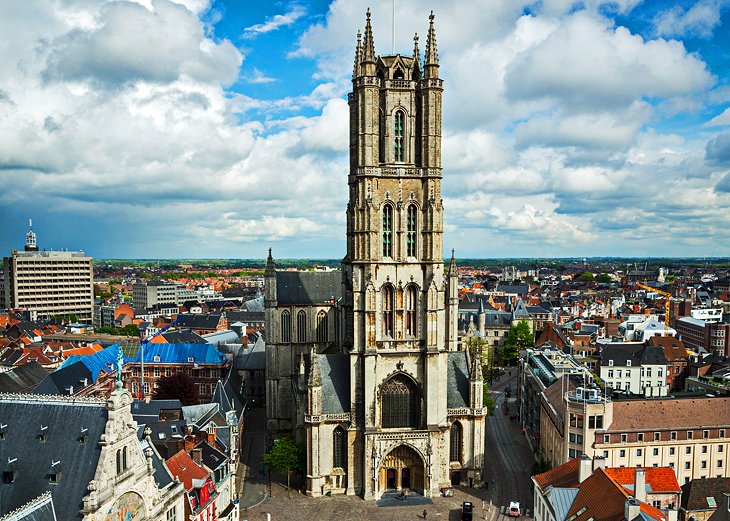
379;445;425;495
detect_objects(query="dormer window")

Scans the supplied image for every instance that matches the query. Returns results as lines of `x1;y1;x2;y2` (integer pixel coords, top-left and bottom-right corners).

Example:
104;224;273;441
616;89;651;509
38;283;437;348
608;360;614;367
154;355;161;362
188;356;194;363
626;360;631;367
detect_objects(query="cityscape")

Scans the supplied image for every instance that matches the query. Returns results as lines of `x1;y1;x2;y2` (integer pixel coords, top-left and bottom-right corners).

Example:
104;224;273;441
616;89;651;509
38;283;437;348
1;2;730;521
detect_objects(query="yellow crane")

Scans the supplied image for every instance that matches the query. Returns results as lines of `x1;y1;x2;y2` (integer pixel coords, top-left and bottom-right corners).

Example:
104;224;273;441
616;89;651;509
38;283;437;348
636;283;672;334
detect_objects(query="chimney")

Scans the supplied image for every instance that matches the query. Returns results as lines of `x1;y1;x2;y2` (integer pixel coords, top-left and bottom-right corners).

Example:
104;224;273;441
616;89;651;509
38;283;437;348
625;497;641;520
191;448;202;466
634;468;646;502
592;455;605;472
578;455;592;483
184;434;196;452
666;510;678;521
207;429;216;446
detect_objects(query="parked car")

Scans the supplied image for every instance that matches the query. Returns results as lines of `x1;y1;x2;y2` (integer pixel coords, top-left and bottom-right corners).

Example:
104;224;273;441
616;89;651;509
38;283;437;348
508;501;521;517
461;501;473;521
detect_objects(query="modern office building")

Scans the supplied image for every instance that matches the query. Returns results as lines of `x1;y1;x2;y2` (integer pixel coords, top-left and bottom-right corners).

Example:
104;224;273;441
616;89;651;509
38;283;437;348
1;221;94;322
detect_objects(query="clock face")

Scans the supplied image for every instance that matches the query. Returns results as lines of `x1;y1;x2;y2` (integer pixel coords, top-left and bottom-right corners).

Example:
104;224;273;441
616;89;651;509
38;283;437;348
105;491;145;521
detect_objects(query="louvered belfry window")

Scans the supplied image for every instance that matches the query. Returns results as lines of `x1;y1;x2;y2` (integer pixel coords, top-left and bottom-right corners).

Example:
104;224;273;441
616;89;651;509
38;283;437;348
383;285;395;337
406;204;417;257
394;111;404;162
382;204;393;258
381;374;419;428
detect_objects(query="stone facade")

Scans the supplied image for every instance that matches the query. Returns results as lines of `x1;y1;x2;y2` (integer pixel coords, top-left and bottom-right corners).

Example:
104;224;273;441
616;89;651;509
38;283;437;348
264;10;486;501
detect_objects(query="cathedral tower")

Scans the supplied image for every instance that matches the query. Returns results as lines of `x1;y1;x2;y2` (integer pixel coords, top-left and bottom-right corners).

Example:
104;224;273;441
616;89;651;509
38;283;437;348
334;10;482;499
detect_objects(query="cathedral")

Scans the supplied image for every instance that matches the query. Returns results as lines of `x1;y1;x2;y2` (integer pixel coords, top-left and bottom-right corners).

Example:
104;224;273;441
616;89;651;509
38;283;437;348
264;10;486;500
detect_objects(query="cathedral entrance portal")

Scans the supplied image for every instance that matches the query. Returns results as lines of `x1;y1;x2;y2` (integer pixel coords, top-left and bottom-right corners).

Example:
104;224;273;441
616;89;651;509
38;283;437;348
378;445;425;495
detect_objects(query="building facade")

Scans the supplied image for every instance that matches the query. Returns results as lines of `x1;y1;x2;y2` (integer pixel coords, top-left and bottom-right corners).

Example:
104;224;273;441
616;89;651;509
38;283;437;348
264;10;485;500
1;222;94;322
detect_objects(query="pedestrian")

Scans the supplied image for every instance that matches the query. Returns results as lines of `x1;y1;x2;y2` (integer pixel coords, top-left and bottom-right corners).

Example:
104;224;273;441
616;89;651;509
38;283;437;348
423;509;427;519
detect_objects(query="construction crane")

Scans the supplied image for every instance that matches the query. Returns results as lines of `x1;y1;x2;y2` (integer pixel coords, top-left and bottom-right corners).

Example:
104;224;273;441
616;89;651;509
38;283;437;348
138;317;182;399
636;283;672;334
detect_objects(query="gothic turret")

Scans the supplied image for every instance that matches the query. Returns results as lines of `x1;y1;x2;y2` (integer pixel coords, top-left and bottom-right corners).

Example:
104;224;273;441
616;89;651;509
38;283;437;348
424;11;439;78
361;8;376;76
307;350;322;417
469;347;483;409
353;30;362;79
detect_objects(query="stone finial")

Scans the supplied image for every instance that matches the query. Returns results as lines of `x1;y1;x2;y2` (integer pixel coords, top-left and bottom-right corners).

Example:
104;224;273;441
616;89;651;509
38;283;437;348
353;30;362;78
412;33;420;70
448;248;457;276
362;8;376;63
308;350;321;388
424;11;439;77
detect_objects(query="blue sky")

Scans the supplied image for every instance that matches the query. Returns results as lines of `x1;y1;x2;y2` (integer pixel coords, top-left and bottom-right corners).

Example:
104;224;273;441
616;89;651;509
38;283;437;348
1;0;729;259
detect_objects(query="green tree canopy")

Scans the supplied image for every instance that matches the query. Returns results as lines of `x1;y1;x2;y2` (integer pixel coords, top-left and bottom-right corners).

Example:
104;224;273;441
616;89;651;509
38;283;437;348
501;319;534;365
577;271;595;282
263;437;304;493
595;273;612;284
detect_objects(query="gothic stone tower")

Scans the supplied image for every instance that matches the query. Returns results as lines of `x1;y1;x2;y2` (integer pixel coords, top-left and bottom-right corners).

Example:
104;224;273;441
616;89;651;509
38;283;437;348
330;10;483;500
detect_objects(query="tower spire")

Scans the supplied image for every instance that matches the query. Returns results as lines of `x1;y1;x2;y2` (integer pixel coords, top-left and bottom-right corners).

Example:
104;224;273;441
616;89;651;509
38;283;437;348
412;33;421;75
424;11;439;78
448;248;457;276
353;30;362;78
265;247;275;276
362;8;376;64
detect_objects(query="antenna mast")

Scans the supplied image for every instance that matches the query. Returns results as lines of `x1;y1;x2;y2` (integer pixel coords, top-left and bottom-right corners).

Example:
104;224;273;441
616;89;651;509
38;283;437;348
392;0;395;54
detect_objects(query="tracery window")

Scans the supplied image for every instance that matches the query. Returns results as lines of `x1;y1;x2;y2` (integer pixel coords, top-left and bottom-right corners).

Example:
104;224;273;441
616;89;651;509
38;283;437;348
405;285;418;337
297;310;307;343
382;204;393;258
394;110;404;162
406;204;417;257
333;426;347;469
281;310;291;343
450;422;463;463
381;374;419;428
316;310;328;343
383;285;395;338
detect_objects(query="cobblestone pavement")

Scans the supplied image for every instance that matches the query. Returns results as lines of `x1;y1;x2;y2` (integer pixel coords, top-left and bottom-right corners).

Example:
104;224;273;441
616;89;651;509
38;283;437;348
242;482;504;521
239;407;268;509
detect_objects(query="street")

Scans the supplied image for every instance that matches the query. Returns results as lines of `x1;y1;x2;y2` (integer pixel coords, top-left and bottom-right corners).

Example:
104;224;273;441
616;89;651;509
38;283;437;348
482;372;535;518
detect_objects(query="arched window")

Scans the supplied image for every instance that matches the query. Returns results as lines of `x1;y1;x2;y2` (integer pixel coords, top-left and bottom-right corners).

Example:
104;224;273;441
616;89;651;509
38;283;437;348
297;310;307;343
382;204;393;258
281;310;291;343
450;422;463;463
116;449;123;474
406;204;417;257
405;285;418;337
394;111;405;162
394;67;404;80
122;446;128;470
316;310;328;343
333;427;347;469
383;285;394;338
381;374;419;428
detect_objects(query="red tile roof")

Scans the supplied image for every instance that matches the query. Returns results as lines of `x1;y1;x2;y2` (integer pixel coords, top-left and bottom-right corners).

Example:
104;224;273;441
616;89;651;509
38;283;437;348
166;450;208;490
604;467;680;494
534;457;580;489
610;397;730;431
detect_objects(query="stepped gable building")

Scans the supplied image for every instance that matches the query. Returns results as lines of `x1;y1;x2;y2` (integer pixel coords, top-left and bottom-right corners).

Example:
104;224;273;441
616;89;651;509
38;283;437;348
264;10;486;500
0;382;183;519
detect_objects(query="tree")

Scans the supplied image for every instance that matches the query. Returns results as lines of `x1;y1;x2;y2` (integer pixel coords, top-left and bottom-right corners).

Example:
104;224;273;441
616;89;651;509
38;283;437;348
120;324;139;337
152;373;200;405
501;320;534;365
595;273;612;284
263;437;304;495
577;271;595;282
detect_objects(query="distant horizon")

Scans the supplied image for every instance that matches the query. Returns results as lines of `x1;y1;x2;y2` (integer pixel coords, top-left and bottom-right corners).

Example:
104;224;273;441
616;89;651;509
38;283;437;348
92;256;730;262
